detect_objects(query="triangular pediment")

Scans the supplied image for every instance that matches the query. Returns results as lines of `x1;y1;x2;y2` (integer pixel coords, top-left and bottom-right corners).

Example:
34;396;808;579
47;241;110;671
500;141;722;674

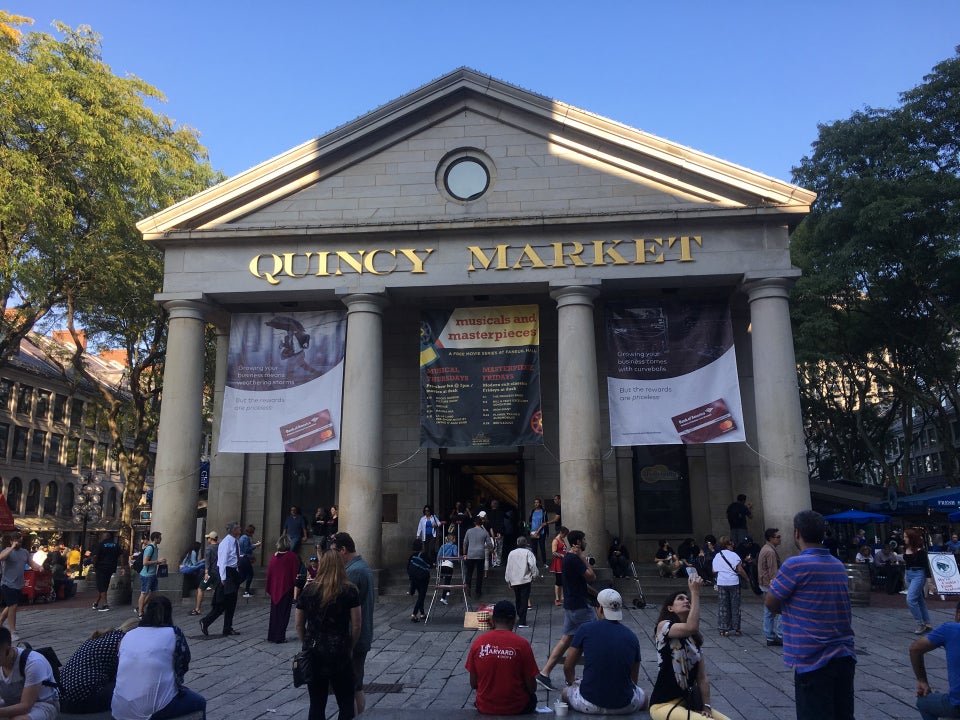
138;68;814;240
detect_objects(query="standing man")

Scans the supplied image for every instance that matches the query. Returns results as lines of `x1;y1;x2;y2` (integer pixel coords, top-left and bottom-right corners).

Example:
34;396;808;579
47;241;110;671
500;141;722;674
465;601;539;715
561;589;647;714
504;536;539;628
726;494;752;546
136;531;166;619
910;600;960;720
552;494;562;534
90;531;122;612
282;506;308;554
758;527;783;646
0;532;40;641
463;515;492;598
766;510;856;720
331;532;374;715
536;530;597;690
200;522;242;637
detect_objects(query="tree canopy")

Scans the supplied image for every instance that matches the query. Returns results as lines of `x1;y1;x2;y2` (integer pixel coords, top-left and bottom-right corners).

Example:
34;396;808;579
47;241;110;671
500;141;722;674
791;47;960;489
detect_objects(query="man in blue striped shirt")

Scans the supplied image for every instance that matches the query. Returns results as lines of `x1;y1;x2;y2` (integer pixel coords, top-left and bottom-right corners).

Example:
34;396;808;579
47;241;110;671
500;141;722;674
766;510;856;720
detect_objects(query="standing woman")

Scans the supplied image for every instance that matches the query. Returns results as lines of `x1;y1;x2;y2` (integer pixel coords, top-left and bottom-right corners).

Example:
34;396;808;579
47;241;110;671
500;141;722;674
191;531;219;616
550;526;569;606
312;507;328;553
711;536;749;637
266;535;302;643
416;505;441;563
529;498;549;568
904;527;933;634
326;506;339;546
296;550;360;720
648;576;730;720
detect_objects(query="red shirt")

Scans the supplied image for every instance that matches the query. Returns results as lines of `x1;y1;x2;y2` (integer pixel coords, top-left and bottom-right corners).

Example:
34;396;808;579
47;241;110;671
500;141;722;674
465;629;538;714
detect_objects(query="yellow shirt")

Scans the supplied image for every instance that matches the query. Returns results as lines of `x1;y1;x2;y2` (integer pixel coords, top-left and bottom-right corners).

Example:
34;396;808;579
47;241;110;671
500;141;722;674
66;549;81;567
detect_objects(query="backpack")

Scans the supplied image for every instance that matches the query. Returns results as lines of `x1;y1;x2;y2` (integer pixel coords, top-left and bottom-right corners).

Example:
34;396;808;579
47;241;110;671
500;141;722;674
19;642;61;691
131;543;154;574
407;552;431;582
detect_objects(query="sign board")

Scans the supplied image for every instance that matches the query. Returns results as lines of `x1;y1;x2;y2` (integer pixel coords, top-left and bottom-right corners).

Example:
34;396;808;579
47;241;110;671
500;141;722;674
928;552;960;595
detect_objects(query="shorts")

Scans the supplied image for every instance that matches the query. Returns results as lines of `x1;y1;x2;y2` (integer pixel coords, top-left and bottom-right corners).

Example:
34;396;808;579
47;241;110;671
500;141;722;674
352;648;368;692
140;574;159;594
567;681;646;715
24;699;59;720
1;585;21;607
95;567;114;593
561;607;596;636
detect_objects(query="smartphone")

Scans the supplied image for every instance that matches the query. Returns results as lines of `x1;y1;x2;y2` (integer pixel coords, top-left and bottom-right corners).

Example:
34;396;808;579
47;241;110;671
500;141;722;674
685;567;699;578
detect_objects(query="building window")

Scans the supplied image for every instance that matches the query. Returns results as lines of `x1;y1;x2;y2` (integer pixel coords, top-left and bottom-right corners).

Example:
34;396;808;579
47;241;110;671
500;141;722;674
0;380;12;411
107;487;118;518
927;427;938;446
438;150;494;203
49;434;63;465
95;444;108;472
35;390;51;420
7;478;22;514
11;427;27;461
52;394;67;423
70;400;83;428
24;479;40;515
30;430;45;463
80;441;93;469
61;483;74;517
65;437;79;467
0;423;7;459
42;482;58;516
16;385;32;415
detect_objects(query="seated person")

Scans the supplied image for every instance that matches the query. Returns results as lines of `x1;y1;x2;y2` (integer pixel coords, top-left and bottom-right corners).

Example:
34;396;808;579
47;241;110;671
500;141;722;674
874;541;904;594
59;618;140;713
0;626;60;720
465;600;538;715
948;532;960;554
561;589;647;714
654;540;684;578
608;538;631;578
854;546;874;564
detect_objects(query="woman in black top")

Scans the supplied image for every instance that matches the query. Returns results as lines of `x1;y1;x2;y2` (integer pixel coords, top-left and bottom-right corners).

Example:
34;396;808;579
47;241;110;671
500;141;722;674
904;527;932;634
649;576;730;720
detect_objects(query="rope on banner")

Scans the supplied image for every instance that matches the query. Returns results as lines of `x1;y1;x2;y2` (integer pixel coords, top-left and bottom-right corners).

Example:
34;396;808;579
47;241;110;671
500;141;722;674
743;440;810;477
386;447;424;469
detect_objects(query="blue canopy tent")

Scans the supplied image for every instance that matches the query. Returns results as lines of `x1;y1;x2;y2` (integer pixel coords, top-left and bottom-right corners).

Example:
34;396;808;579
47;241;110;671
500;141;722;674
948;510;960;523
824;509;892;524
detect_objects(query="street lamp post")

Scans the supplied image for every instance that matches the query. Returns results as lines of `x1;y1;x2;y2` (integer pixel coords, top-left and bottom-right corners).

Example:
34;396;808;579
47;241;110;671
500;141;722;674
73;474;103;555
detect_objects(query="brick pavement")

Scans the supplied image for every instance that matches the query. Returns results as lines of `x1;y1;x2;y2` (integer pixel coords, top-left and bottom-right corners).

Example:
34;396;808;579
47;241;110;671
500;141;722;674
11;584;951;719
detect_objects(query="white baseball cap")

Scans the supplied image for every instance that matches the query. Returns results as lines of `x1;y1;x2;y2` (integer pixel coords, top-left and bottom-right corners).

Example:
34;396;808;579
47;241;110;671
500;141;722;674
597;588;624;621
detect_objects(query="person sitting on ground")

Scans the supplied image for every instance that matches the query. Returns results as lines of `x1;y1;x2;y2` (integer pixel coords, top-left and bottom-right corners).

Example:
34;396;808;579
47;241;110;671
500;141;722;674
465;601;539;715
910;599;960;720
59;618;140;714
0;626;60;720
112;595;206;720
608;537;631;578
561;589;647;714
654;539;684;578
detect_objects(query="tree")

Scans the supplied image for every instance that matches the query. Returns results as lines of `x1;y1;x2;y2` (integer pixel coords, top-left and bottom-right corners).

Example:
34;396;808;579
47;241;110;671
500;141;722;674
791;47;960;488
0;16;219;546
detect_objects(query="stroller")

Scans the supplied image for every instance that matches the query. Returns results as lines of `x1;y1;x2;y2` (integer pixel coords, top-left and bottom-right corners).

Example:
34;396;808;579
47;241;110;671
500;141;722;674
627;561;647;609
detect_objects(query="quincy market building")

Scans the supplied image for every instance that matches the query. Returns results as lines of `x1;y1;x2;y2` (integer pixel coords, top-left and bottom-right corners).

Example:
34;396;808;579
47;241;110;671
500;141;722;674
139;69;815;572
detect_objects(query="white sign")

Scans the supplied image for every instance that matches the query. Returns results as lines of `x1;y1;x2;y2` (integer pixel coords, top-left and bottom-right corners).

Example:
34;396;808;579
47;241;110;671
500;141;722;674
929;552;960;595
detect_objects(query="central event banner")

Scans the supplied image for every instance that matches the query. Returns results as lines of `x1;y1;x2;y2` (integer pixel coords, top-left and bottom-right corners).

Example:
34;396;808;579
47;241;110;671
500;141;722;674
606;300;745;446
420;305;542;448
219;311;346;453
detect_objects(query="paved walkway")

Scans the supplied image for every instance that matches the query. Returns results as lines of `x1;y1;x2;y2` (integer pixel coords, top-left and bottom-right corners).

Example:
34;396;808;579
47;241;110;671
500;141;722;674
14;585;949;719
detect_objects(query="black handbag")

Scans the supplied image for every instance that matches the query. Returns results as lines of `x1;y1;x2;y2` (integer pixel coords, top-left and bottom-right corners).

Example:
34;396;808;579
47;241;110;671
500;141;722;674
292;650;312;688
665;683;704;719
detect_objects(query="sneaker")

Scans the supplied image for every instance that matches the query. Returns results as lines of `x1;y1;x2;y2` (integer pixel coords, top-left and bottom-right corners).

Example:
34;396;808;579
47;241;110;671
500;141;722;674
440;598;448;605
899;590;909;595
98;605;111;612
915;623;933;635
91;603;99;610
535;673;556;691
766;637;783;646
517;624;530;629
242;592;252;598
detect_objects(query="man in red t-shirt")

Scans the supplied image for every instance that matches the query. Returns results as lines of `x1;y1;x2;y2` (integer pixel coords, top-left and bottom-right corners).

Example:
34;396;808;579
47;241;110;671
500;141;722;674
465;600;539;715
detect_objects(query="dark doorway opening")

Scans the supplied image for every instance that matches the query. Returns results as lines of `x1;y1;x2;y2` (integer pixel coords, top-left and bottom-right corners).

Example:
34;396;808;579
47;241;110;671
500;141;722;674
283;451;336;532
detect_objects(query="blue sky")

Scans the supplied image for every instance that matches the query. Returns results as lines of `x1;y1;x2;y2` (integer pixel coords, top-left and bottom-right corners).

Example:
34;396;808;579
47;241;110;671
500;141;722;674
8;2;959;184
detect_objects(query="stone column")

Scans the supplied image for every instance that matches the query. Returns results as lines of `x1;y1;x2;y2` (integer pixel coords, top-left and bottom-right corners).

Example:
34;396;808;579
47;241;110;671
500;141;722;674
336;292;388;568
208;324;244;538
549;282;606;556
152;299;209;565
743;274;810;542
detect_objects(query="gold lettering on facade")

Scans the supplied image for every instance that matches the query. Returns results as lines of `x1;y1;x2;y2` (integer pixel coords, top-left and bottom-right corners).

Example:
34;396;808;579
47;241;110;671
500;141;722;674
669;235;701;262
282;252;305;278
363;249;397;275
513;244;549;270
633;237;664;264
398;248;433;273
591;240;628;266
334;251;364;276
305;251;330;277
249;254;283;285
467;245;510;271
551;242;587;268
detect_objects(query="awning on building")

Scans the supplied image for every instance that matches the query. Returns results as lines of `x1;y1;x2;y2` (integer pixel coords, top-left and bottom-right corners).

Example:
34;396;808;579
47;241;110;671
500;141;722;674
869;487;960;513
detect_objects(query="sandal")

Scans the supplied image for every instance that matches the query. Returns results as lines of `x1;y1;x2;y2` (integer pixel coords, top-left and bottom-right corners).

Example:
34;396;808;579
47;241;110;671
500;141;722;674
719;631;729;637
188;610;200;616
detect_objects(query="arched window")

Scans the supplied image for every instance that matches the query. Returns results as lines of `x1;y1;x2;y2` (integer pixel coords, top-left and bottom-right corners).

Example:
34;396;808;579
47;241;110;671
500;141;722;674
61;483;75;518
106;487;119;518
43;482;58;517
7;478;22;514
25;479;40;515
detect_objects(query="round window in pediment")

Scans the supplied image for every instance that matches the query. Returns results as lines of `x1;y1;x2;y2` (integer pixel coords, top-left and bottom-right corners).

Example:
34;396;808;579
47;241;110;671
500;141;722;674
444;157;490;201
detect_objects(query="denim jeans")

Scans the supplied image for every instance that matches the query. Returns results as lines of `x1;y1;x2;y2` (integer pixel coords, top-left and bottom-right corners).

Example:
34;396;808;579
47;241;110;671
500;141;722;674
760;587;782;639
917;692;960;720
795;655;856;720
906;567;932;624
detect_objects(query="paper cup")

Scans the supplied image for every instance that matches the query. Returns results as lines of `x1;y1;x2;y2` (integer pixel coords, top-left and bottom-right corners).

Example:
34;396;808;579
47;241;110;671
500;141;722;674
554;701;568;717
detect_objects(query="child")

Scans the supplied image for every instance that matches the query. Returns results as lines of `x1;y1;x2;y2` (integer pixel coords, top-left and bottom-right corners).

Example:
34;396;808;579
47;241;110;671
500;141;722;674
437;534;459;605
407;540;431;622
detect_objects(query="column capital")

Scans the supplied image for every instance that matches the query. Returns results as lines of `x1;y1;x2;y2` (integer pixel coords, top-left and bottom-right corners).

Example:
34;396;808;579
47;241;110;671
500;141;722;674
162;298;213;322
742;270;801;303
337;291;389;315
549;281;600;309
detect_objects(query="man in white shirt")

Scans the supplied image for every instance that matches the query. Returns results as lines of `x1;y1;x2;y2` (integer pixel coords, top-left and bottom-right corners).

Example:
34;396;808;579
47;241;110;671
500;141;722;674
504;536;539;628
200;522;242;637
0;626;60;720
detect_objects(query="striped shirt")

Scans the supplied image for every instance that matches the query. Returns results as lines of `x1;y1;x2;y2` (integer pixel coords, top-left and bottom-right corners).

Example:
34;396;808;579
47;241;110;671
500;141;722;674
769;547;856;673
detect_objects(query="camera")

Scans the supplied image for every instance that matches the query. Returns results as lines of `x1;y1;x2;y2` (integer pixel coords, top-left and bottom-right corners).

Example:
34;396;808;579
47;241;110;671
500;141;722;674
587;556;595;566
